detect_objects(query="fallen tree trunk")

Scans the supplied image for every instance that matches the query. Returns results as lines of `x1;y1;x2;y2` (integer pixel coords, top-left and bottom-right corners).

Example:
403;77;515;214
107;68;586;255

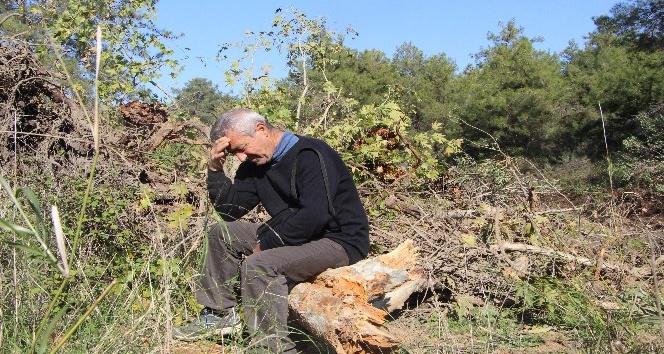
289;239;425;354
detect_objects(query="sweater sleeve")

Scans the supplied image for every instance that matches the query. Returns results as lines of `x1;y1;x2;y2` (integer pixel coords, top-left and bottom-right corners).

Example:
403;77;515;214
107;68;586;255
259;150;334;249
207;165;260;221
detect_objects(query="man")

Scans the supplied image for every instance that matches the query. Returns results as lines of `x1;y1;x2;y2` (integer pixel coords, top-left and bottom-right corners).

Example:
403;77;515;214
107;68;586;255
172;108;370;353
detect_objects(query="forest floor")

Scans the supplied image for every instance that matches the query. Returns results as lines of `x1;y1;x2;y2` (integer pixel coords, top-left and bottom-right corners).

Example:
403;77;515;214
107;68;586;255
166;189;663;354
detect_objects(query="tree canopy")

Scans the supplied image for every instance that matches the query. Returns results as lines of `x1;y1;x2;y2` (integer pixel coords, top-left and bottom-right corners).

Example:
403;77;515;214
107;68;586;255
1;0;180;102
172;78;237;124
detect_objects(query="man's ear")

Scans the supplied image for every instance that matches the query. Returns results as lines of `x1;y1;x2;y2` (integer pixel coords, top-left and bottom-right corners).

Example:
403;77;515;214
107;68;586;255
255;121;268;135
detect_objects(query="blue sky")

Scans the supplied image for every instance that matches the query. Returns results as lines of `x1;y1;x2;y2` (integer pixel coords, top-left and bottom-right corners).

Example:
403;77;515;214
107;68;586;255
153;0;618;96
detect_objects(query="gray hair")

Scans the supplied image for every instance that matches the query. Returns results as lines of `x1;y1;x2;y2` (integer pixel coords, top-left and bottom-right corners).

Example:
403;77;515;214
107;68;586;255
210;108;271;141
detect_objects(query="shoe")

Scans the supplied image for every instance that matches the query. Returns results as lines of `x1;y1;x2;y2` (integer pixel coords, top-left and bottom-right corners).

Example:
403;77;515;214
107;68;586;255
172;307;242;341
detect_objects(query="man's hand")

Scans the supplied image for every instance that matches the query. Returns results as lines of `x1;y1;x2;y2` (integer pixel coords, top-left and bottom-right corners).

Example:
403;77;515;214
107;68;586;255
252;242;261;254
209;136;231;172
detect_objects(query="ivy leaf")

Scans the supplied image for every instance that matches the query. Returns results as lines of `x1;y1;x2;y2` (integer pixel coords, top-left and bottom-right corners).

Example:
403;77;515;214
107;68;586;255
166;204;193;229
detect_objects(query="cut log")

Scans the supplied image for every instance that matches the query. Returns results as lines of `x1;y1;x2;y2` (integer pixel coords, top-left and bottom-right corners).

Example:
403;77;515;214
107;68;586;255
289;239;425;354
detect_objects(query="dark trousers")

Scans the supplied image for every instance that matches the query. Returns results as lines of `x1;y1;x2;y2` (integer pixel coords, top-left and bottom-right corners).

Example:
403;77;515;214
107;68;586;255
196;221;349;353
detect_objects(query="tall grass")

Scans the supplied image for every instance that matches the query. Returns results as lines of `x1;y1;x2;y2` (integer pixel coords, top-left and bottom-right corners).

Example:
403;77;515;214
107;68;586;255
0;26;121;353
0;28;183;353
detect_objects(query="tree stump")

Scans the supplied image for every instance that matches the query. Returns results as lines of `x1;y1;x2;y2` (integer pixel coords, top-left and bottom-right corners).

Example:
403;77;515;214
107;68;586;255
289;239;425;354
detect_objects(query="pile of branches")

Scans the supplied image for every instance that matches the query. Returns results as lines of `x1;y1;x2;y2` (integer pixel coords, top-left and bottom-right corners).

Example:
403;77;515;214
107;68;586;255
0;34;213;215
0;37;212;260
367;159;663;307
0;37;93;170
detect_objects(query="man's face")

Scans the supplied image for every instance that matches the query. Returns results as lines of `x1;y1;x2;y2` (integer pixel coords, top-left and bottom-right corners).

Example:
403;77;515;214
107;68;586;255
225;123;275;165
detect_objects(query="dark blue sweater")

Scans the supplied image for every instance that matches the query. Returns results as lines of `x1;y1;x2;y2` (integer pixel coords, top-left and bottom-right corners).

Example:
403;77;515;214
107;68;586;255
207;136;369;264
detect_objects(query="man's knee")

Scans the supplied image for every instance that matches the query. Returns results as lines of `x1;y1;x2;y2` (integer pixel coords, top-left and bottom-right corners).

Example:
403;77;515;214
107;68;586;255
242;253;275;280
209;221;246;252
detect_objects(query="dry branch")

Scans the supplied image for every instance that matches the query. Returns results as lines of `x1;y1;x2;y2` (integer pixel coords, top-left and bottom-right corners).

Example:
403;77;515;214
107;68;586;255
491;241;660;278
147;120;210;151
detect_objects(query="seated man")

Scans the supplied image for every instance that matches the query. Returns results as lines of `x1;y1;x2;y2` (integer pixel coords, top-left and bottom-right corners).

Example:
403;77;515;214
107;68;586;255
172;108;370;353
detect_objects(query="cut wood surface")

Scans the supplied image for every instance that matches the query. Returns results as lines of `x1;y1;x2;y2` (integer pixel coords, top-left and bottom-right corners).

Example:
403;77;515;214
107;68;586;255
289;239;425;354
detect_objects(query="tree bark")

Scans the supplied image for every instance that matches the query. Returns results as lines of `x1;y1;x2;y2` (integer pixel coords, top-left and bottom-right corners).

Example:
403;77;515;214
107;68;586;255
289;239;425;354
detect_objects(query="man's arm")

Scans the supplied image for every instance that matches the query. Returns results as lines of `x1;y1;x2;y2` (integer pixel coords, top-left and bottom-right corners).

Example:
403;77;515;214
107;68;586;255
207;168;259;221
207;136;259;220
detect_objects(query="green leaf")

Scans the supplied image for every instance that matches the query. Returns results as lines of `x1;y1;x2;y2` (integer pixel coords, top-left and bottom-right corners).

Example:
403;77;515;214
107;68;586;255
4;241;50;260
459;233;476;246
16;188;46;237
526;325;552;334
37;304;70;354
0;219;36;236
322;81;337;94
0;176;20;207
0;176;38;233
166;204;193;229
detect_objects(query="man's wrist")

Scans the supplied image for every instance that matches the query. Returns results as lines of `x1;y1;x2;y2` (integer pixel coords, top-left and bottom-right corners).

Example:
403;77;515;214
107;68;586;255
208;163;223;172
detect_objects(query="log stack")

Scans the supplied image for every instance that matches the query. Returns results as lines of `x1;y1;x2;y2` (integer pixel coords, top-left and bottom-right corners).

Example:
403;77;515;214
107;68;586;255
289;239;425;354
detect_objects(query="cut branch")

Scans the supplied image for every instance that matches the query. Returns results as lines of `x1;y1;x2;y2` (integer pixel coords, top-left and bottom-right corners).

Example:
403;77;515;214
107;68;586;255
491;241;659;278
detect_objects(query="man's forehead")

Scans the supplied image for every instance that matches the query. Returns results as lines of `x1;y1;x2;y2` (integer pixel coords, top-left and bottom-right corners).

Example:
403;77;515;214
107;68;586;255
225;129;251;147
226;129;250;138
